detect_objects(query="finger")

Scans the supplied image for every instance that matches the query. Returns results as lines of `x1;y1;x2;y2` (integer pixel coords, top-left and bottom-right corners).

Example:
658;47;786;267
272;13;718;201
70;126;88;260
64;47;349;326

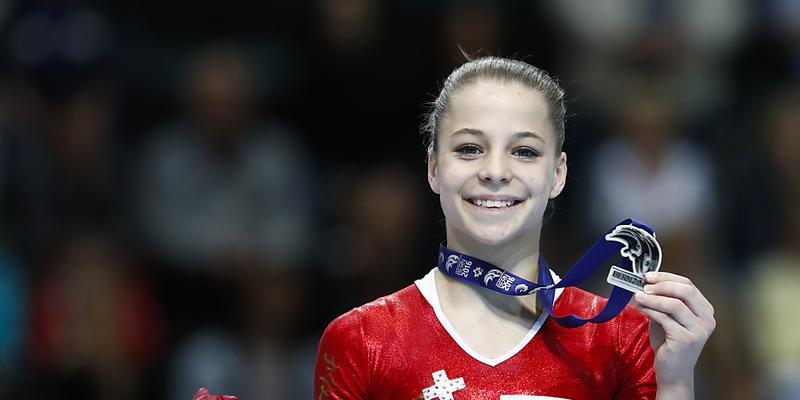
644;272;715;320
644;281;713;318
634;291;700;331
193;388;210;400
635;302;689;337
645;271;695;286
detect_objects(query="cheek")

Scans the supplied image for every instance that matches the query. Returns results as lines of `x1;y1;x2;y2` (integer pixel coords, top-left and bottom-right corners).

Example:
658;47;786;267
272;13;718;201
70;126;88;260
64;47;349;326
437;167;471;214
534;163;558;190
519;173;556;213
518;166;551;190
438;163;471;192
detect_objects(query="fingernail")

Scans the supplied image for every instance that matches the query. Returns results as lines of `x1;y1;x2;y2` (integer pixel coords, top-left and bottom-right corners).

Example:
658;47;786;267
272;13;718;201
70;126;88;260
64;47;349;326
635;291;645;301
643;284;652;293
645;272;657;280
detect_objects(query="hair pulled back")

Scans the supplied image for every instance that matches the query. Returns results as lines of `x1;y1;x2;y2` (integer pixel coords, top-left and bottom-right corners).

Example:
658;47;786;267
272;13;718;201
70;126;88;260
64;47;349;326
423;56;566;155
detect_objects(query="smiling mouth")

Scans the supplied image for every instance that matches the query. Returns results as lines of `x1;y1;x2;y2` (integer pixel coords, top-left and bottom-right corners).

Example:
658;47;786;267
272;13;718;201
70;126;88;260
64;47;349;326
465;198;524;210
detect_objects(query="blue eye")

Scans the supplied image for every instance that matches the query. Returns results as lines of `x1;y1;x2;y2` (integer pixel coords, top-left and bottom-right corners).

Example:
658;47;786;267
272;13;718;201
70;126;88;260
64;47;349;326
513;147;540;159
455;145;482;156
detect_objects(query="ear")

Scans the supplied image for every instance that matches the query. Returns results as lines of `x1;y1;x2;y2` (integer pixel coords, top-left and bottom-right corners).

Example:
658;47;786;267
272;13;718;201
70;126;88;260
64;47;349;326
427;149;440;195
549;152;567;199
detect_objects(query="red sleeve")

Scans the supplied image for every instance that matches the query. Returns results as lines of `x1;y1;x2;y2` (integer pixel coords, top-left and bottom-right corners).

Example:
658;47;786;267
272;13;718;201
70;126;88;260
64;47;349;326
314;311;370;400
614;308;657;400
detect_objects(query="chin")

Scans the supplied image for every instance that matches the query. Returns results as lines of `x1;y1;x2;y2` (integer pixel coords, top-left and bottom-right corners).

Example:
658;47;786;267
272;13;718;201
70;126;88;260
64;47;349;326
463;224;520;247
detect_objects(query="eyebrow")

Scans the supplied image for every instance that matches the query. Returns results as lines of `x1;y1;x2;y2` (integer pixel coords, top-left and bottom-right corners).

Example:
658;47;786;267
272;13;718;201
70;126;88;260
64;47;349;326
450;128;545;143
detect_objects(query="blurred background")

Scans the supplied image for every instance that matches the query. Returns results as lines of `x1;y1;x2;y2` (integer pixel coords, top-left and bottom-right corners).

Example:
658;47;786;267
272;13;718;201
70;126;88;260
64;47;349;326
0;0;798;399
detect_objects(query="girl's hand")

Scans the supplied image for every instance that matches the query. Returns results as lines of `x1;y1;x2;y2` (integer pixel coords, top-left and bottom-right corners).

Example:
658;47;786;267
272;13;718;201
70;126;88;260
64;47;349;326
631;272;716;392
192;387;239;400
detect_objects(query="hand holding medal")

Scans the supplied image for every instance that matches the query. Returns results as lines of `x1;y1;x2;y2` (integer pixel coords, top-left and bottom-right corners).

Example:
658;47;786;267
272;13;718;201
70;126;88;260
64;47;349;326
631;271;716;394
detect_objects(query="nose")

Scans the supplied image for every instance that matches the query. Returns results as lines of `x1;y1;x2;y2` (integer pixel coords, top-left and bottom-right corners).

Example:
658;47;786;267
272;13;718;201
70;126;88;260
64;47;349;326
478;152;512;184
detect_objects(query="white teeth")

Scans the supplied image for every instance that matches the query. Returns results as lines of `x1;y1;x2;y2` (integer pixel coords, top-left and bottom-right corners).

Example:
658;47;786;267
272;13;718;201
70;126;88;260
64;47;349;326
474;199;515;208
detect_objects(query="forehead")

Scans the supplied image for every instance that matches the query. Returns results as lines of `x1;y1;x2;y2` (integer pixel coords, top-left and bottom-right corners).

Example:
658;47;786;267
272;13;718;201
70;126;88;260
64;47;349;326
442;79;555;142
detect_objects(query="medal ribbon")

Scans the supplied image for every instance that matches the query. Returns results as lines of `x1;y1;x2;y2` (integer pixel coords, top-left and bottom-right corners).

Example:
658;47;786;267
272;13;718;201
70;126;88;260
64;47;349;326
437;219;656;328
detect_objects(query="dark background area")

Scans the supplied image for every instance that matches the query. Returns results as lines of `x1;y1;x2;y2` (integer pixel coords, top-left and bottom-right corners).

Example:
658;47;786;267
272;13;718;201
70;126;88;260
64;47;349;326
0;0;799;398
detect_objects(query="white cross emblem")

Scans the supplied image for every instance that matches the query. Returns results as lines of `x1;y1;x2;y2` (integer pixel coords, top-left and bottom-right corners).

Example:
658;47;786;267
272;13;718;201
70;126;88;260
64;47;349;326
422;369;465;400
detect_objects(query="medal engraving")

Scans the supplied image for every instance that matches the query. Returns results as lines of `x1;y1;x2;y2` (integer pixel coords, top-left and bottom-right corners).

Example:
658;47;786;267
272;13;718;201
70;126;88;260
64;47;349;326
604;224;662;292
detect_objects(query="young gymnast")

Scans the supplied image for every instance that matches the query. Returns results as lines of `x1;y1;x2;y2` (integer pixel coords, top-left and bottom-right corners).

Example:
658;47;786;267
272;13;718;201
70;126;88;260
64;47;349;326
314;56;715;399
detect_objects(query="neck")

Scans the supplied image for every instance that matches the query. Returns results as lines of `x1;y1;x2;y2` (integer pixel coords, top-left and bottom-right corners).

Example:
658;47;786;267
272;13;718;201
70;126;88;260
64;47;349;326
437;226;543;318
445;226;541;282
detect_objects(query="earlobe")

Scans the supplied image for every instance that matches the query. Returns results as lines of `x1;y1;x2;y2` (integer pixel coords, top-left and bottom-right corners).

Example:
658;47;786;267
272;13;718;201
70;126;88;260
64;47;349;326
549;152;567;199
427;151;440;195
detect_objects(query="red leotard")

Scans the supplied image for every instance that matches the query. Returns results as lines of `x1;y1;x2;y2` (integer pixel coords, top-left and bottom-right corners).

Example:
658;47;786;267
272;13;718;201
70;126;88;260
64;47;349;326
314;269;656;400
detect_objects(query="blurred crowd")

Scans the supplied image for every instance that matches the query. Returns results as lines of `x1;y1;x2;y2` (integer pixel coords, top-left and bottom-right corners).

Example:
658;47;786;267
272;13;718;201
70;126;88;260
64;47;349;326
0;0;798;399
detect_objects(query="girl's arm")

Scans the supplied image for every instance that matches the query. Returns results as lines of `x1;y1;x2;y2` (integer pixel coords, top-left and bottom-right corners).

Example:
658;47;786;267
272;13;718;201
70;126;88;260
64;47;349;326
631;272;717;400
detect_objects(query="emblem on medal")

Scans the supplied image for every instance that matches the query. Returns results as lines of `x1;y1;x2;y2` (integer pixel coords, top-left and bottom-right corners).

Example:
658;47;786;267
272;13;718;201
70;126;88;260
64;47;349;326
604;224;662;293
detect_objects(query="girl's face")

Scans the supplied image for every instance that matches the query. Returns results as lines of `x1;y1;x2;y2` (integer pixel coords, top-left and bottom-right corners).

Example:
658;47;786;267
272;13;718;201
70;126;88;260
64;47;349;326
427;79;567;247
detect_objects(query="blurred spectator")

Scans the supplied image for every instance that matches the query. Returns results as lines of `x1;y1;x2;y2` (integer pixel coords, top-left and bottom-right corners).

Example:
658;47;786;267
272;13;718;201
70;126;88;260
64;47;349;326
323;162;434;312
316;0;380;56
759;0;800;81
0;72;49;246
306;0;433;164
169;329;246;400
439;0;504;69
0;76;120;253
747;198;800;399
746;88;800;398
28;230;164;400
3;79;119;249
587;78;716;240
549;0;748;57
0;1;119;252
548;0;749;115
48;83;119;225
584;76;717;312
719;86;800;261
237;267;316;399
134;43;316;270
169;268;315;400
759;89;800;194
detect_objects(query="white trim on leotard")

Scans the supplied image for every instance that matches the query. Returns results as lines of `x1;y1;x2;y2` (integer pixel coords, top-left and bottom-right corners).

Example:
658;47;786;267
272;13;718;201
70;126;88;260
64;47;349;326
414;267;564;367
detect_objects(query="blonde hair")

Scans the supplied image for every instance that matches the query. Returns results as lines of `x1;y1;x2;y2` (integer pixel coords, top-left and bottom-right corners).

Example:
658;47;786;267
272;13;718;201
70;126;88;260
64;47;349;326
423;56;566;154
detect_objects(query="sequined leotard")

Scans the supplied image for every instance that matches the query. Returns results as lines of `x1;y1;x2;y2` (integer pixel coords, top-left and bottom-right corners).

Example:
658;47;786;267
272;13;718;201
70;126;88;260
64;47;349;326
314;269;656;400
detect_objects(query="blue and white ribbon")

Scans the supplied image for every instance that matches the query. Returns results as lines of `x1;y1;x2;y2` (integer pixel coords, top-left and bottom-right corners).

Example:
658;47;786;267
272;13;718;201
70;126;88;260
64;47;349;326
437;219;657;328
